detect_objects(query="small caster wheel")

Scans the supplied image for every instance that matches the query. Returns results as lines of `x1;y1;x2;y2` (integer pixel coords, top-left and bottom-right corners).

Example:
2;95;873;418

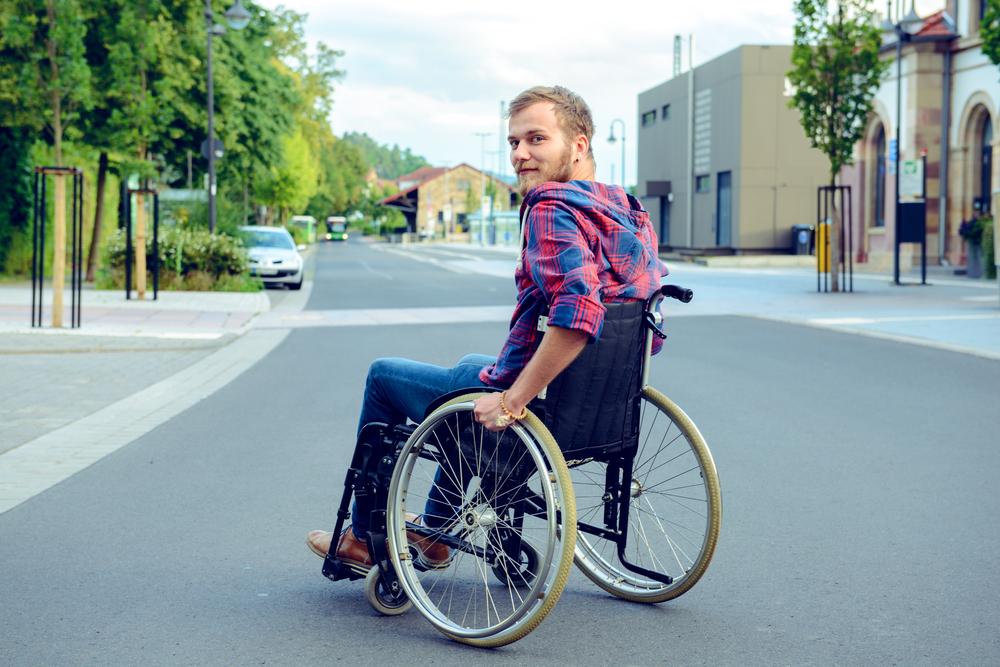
491;541;539;589
365;567;411;616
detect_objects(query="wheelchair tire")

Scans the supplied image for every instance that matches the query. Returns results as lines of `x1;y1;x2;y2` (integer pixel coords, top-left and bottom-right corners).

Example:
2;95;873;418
364;567;412;616
386;392;577;648
572;387;722;603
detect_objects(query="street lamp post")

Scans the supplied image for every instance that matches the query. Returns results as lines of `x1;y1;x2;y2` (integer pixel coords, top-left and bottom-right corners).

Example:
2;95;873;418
205;0;251;234
882;2;923;284
607;119;626;188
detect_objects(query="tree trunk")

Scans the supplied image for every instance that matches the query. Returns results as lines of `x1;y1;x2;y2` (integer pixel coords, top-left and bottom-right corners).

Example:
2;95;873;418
134;147;147;299
85;151;108;282
828;177;841;293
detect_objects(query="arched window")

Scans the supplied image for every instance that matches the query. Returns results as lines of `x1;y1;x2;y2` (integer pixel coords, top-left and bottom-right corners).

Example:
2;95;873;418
873;124;887;227
979;119;993;214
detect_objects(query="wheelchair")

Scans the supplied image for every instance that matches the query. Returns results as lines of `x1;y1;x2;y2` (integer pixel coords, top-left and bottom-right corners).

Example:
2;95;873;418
320;284;722;647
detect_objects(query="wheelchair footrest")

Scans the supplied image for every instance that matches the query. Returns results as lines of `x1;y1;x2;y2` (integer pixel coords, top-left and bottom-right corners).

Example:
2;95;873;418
322;554;368;582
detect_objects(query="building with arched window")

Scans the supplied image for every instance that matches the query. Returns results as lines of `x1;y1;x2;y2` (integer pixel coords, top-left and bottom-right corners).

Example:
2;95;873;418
840;0;999;273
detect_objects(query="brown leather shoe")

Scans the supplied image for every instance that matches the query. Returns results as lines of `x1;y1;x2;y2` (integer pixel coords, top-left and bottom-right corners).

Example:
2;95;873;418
406;515;451;569
306;529;373;571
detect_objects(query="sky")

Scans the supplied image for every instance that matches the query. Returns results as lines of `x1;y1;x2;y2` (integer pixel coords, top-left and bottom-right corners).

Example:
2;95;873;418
257;0;946;186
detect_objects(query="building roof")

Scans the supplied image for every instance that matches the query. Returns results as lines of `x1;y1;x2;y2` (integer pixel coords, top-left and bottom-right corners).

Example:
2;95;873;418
915;10;956;38
396;166;448;184
380;163;514;207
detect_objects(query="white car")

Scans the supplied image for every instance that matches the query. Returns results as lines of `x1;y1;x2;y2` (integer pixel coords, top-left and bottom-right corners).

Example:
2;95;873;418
240;226;304;290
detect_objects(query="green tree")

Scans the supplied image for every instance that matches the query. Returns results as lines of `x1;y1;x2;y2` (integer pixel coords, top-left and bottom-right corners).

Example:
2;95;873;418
0;0;91;323
80;0;164;280
0;127;33;271
788;0;888;291
307;136;368;218
0;0;92;165
342;131;430;179
982;0;1000;66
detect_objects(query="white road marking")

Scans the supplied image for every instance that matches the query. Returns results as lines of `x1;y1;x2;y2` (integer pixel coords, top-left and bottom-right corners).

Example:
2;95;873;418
810;314;1000;325
370;245;473;274
253;305;513;329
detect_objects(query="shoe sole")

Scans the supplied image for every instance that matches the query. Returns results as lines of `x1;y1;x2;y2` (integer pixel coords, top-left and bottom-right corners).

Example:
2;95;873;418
307;537;373;574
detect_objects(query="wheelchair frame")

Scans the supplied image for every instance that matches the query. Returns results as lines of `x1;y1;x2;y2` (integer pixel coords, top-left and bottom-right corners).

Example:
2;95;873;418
321;283;719;644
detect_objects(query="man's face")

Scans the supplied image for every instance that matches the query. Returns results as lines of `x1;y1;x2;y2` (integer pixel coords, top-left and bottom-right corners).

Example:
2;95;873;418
508;102;582;197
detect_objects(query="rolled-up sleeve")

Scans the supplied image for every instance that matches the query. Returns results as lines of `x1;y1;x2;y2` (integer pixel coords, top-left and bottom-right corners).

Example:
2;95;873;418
524;200;605;340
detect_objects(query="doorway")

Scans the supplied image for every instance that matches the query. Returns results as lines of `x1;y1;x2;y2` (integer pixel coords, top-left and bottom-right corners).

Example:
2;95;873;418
659;196;670;245
716;171;732;247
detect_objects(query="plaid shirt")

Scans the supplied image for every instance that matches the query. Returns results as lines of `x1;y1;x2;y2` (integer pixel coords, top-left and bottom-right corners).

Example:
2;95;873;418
481;180;667;387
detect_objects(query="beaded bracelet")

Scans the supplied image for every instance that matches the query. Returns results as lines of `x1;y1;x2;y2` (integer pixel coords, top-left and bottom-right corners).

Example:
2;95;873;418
499;391;527;421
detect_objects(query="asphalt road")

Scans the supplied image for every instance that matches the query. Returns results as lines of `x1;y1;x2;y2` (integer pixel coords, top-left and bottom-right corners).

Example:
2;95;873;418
2;240;998;665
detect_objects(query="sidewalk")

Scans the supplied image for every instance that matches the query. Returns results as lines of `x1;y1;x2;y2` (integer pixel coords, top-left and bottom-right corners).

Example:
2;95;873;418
0;284;268;342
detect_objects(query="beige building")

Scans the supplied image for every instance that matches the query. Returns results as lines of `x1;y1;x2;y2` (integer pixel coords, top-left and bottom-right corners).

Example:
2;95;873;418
382;164;515;238
840;1;999;274
637;44;829;252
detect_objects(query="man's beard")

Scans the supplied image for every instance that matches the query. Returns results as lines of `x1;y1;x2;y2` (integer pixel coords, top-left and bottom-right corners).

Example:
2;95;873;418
516;145;575;197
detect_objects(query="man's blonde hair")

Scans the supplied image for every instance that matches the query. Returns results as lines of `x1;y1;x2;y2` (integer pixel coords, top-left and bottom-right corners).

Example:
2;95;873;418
508;86;594;160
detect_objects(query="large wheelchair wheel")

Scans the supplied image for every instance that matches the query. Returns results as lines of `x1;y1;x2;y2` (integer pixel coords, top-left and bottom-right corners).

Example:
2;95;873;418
386;392;577;648
572;387;721;603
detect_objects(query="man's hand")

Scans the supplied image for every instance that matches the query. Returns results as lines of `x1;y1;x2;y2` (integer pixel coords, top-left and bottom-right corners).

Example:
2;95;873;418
473;393;508;432
473;325;588;432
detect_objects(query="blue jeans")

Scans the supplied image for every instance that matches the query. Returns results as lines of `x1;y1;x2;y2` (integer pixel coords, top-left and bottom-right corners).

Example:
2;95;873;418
350;353;493;536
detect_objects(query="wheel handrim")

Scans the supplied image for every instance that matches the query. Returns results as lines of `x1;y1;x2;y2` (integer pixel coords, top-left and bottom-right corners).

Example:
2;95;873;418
387;402;566;640
572;389;720;598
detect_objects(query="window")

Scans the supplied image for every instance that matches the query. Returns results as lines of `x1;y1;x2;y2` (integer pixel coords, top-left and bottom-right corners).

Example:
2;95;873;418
980;0;988;24
695;175;710;193
641;110;657;127
979;119;993;213
661;104;671;120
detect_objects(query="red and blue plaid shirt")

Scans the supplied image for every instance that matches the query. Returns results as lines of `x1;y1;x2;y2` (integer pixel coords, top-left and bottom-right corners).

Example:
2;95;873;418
481;180;667;387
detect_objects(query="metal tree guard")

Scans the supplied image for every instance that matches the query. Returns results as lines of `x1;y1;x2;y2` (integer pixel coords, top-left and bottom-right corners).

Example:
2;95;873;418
31;166;84;328
124;188;160;301
816;185;854;293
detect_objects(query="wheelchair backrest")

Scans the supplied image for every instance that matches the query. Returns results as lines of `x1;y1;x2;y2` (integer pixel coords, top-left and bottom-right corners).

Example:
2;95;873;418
529;300;645;460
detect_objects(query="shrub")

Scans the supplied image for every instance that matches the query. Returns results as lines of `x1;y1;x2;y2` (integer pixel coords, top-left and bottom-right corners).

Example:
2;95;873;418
100;227;259;291
958;216;989;244
983;217;996;280
285;223;309;246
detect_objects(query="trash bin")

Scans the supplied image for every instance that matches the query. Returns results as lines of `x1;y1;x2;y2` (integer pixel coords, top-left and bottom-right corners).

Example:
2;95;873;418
791;224;814;255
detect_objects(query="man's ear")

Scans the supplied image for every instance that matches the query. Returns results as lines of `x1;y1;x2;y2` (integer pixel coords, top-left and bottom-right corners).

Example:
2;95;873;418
574;134;589;163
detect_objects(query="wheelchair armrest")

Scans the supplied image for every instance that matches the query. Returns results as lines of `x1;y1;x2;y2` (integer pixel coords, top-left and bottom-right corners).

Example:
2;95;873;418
422;386;501;420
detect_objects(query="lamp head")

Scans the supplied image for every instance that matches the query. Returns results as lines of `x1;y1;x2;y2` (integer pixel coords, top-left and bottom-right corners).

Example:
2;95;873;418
225;0;251;30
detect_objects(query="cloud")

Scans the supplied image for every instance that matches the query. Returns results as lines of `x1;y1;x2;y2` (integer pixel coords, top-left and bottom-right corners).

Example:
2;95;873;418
260;0;946;184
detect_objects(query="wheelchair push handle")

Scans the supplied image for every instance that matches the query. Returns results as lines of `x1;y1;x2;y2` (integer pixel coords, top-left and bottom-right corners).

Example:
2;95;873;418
660;284;694;303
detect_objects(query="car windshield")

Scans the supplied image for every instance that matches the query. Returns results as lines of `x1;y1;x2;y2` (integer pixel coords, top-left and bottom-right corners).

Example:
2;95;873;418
243;229;294;250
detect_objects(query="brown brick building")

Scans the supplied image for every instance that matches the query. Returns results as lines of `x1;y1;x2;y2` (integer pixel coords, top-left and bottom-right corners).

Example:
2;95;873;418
381;164;515;238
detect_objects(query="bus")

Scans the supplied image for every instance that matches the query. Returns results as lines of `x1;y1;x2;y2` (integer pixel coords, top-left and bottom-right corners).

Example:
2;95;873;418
325;216;348;241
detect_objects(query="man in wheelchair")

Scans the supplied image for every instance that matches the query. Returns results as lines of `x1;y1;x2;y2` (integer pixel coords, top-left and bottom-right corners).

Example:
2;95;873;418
306;85;667;576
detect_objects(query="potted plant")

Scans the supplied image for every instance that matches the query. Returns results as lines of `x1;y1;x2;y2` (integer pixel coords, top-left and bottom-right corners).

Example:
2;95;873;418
959;216;989;279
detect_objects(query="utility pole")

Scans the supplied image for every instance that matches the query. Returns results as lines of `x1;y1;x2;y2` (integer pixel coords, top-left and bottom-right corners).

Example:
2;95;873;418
474;132;491;246
686;33;696;249
499;101;506;183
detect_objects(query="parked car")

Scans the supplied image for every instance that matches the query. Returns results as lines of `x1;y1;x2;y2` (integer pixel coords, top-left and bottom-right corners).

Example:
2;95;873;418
240;225;304;290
